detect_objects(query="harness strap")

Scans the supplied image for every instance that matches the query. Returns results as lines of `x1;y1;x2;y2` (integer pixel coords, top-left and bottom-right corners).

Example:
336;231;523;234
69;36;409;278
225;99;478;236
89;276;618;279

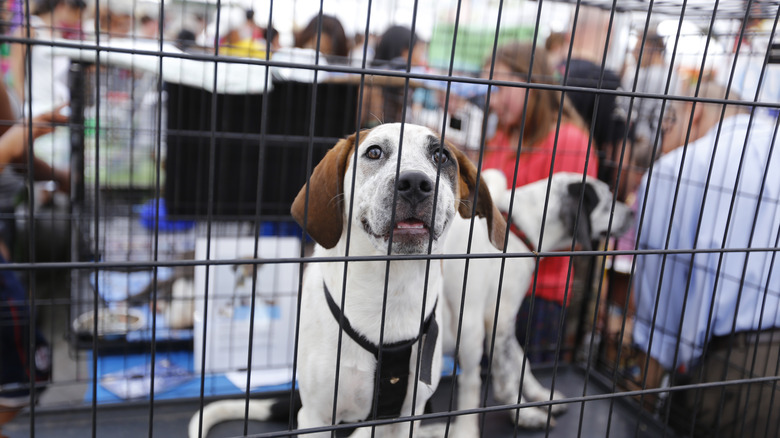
501;211;536;252
323;282;438;419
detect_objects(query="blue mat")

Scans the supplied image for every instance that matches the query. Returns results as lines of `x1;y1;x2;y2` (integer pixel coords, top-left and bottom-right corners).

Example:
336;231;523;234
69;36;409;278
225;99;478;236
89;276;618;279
84;351;295;403
85;351;457;404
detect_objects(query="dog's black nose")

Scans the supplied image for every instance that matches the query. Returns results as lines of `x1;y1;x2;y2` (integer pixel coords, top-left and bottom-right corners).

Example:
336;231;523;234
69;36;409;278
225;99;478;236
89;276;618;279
397;171;433;205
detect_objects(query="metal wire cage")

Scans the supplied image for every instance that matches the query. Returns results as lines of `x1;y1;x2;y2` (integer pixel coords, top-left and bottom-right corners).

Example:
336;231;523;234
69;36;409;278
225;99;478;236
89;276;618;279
0;0;778;437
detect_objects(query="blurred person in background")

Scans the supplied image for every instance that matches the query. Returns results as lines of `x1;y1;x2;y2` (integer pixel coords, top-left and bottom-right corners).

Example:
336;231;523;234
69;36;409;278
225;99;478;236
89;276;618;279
545;31;569;73
349;32;374;67
8;0;86;116
0;86;70;263
264;25;280;53
205;6;265;59
0;0;20;112
294;14;348;64
601;31;674;347
243;8;279;54
0;0;71;265
722;8;780;119
633;79;780;438
483;41;598;363
244;8;261;41
0;105;67;438
556;6;626;185
363;25;429;126
96;0;132;38
622;30;672;154
372;25;426;69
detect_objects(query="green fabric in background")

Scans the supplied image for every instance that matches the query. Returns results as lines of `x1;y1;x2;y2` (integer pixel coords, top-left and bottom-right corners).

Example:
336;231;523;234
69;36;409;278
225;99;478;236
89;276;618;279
428;22;535;73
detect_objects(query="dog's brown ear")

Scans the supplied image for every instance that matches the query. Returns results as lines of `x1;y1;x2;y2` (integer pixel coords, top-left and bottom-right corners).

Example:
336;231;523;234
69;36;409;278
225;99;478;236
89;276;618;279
451;144;507;250
291;131;361;249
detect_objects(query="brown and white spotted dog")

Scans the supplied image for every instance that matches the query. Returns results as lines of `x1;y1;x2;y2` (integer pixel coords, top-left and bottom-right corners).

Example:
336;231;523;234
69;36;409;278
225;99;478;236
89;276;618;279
189;123;506;438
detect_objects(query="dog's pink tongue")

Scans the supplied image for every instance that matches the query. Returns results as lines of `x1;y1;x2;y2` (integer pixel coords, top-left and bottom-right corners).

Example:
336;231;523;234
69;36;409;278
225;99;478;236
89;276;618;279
396;219;425;229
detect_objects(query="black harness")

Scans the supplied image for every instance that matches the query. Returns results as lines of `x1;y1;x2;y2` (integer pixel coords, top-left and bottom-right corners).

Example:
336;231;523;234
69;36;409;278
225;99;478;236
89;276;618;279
323;282;438;420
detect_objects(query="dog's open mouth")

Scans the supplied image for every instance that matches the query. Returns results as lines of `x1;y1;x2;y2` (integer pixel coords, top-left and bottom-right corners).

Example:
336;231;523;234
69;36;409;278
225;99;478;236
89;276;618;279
394;218;428;235
361;216;432;242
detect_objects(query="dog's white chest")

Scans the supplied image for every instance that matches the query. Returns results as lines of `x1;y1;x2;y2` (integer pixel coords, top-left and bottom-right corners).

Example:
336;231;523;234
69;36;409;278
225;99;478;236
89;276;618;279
298;258;441;422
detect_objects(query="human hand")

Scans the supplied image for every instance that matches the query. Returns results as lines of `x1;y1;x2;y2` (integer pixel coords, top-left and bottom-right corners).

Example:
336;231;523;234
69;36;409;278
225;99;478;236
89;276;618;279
2;104;70;166
53;167;71;195
30;104;69;140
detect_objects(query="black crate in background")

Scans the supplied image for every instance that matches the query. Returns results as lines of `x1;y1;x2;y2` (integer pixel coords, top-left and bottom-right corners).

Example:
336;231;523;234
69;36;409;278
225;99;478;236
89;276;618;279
164;80;360;219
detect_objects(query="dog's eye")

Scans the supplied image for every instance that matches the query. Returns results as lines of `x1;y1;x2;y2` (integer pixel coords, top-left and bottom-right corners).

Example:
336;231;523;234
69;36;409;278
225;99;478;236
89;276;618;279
365;145;383;160
431;148;449;165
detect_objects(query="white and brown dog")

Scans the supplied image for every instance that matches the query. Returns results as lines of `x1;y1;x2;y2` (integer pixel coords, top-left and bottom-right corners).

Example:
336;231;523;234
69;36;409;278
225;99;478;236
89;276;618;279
438;170;633;436
188;123;506;438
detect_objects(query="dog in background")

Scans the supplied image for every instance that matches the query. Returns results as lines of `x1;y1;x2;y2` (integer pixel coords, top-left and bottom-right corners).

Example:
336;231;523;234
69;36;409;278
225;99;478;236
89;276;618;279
438;170;633;436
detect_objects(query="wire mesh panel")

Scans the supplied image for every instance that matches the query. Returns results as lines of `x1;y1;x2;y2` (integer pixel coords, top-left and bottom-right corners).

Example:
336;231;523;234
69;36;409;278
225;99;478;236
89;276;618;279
0;0;778;437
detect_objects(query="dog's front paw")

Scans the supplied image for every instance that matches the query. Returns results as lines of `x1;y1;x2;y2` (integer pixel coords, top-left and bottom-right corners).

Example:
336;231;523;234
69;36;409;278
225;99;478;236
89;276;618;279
549;390;567;415
449;416;480;438
417;419;479;438
515;406;556;429
416;422;448;438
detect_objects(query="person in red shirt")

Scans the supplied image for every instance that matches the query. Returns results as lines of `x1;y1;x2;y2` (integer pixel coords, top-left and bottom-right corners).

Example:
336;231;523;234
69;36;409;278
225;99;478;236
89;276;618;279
482;42;598;362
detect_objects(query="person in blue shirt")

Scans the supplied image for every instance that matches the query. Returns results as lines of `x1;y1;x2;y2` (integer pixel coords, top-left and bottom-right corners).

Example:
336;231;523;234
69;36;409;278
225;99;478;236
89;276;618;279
633;80;780;437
